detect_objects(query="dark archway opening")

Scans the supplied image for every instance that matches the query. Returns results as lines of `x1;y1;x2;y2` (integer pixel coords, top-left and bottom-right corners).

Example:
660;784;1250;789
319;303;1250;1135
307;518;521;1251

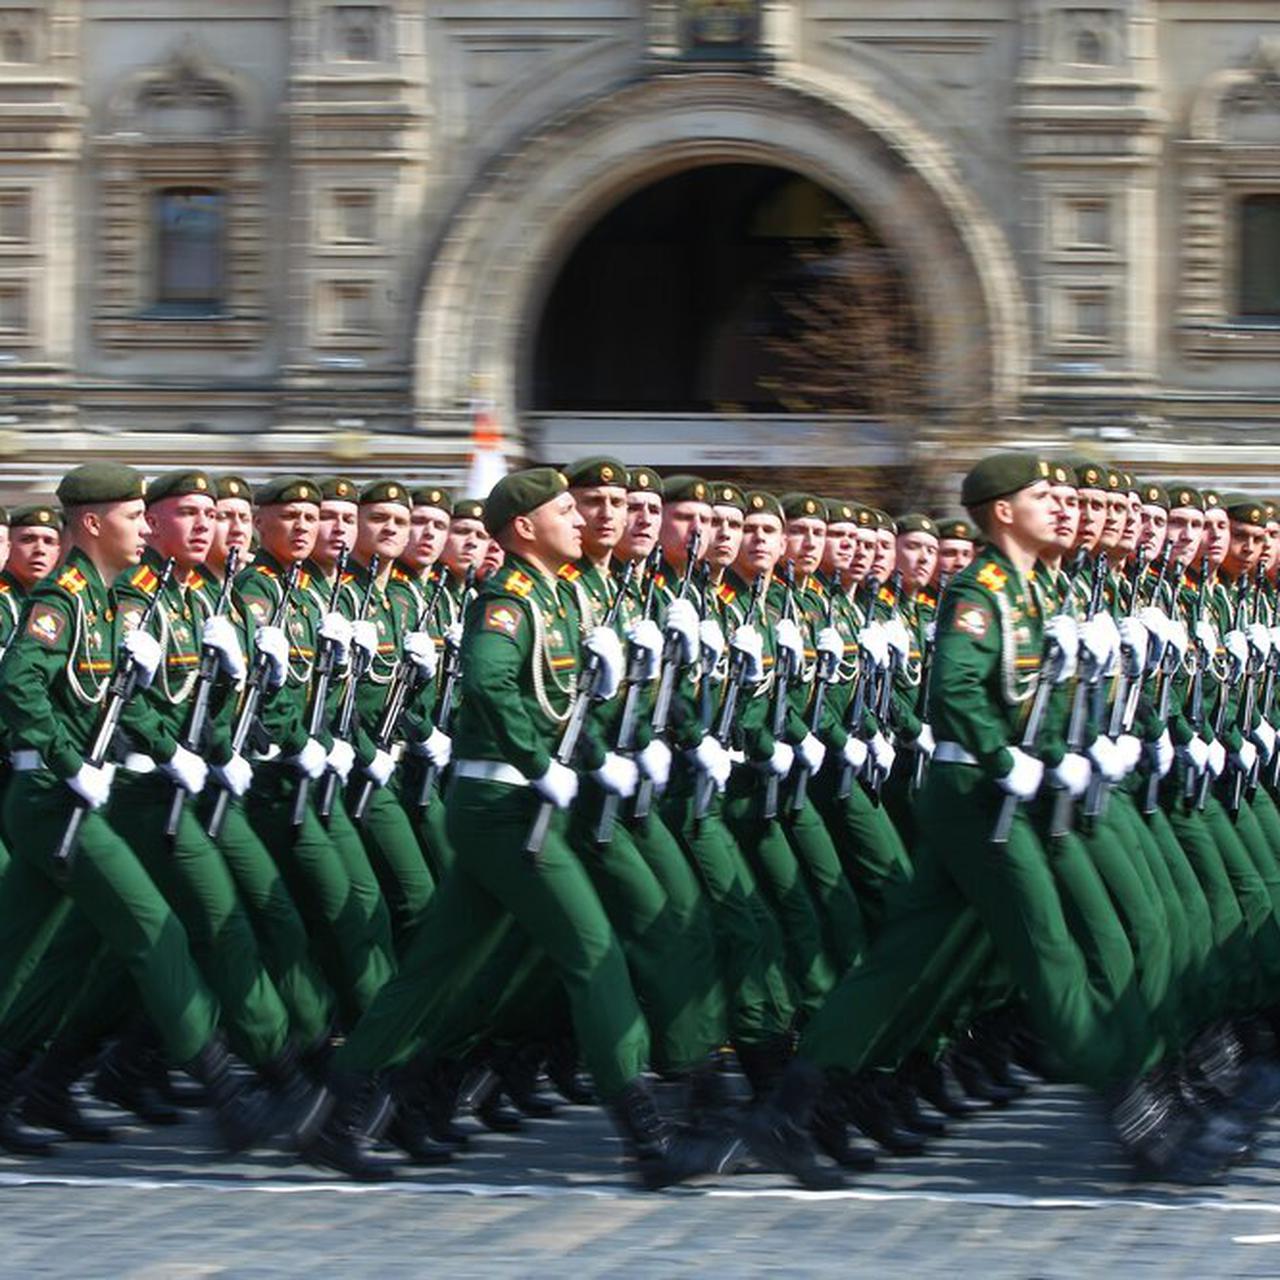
531;163;915;415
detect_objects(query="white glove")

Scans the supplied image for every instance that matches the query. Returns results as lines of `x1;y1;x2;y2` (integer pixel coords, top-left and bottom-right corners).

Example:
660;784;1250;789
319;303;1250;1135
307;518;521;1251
365;748;396;788
816;625;843;667
212;753;253;797
626;618;664;682
202;615;247;681
1117;618;1149;675
1234;739;1259;774
924;621;937;645
1088;736;1126;782
882;617;911;663
351;619;378;662
123;629;162;689
842;737;869;774
638;739;671;791
68;760;115;810
730;624;764;683
320;612;352;664
255;624;289;690
1080;615;1119;673
444;621;464;649
592;751;638;798
404;630;438;679
163;745;208;795
1271;625;1280;651
533;759;578;808
1049;752;1091;798
766;742;795;778
915;723;936;757
1249;623;1273;658
421;727;452;768
694;735;732;791
326;738;355;783
1044;615;1079;683
1151;730;1175;779
774;618;805;671
998;747;1044;800
1207;738;1227;778
1117;734;1143;773
1183;736;1210;775
1252;718;1277;763
698;618;726;665
662;597;700;666
869;731;896;776
797;733;826;775
1135;608;1169;673
290;737;328;779
859;621;889;669
1224;629;1250;671
1165;620;1190;664
1194;618;1219;657
584;626;625;700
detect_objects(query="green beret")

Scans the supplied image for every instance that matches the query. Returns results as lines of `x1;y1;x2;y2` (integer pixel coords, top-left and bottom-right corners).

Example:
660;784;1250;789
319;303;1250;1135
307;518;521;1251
1139;482;1170;511
411;486;452;515
936;517;978;543
1168;484;1202;512
360;479;411;510
562;456;629;490
1065;456;1108;492
873;510;897;534
483;467;568;536
825;499;860;527
628;467;663;498
255;475;321;507
0;506;8;526
896;513;938;538
1225;494;1268;526
1202;488;1222;511
781;493;827;522
961;451;1051;508
1046;460;1077;488
663;475;711;506
57;462;146;508
215;474;252;503
1104;468;1124;493
317;476;359;504
710;482;747;513
146;469;214;507
744;490;784;522
854;505;878;530
10;503;62;531
452;497;486;523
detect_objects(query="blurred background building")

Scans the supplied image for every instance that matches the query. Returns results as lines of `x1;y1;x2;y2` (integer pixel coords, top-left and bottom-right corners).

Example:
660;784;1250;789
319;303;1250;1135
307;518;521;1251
0;0;1277;498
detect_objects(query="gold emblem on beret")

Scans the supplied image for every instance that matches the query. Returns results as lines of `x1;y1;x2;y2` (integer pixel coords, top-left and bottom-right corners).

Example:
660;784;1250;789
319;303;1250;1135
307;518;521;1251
694;483;706;500
923;519;934;532
600;466;614;482
301;486;317;501
388;485;400;499
1108;473;1119;489
1251;508;1262;524
194;475;207;491
228;480;240;495
752;495;764;510
1206;493;1219;507
37;510;49;523
1038;461;1051;478
637;473;649;488
722;487;733;502
804;500;816;515
1054;468;1067;484
339;482;350;496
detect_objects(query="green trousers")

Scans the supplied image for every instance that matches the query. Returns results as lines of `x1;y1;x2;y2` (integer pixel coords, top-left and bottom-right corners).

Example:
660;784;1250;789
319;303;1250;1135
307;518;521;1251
348;780;436;948
335;778;649;1100
396;763;456;882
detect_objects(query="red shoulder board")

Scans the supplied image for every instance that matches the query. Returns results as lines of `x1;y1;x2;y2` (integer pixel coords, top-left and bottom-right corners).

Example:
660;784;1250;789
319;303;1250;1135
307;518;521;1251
184;569;206;591
806;576;825;597
653;572;667;591
340;572;356;586
254;564;278;581
716;582;737;606
503;568;535;599
878;585;896;607
390;565;412;584
296;569;312;591
128;565;159;596
917;591;937;609
0;580;10;595
557;563;582;583
56;566;89;595
976;563;1008;595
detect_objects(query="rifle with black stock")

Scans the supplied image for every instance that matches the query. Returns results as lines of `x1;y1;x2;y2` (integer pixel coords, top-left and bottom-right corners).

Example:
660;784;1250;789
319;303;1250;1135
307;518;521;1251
164;545;240;838
1228;571;1257;817
1196;567;1244;812
206;560;300;840
868;570;904;803
791;568;842;814
911;569;951;794
761;560;797;821
417;565;476;811
836;573;880;802
53;556;176;872
1140;543;1179;816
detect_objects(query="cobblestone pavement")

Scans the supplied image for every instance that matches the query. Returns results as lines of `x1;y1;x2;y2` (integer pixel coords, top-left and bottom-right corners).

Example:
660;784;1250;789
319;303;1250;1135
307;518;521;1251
6;1083;1280;1278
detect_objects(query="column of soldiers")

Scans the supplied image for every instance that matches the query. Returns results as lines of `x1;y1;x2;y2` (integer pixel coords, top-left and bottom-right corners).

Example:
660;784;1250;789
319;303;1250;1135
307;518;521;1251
0;451;1277;1190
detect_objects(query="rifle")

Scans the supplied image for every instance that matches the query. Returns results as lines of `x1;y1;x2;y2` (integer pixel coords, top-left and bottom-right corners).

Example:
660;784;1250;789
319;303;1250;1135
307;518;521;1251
1196;568;1242;811
836;574;880;801
761;561;797;821
869;570;904;803
165;546;240;838
1246;562;1272;801
633;529;702;821
1228;572;1257;817
206;560;300;839
791;569;841;814
912;569;951;794
523;561;632;862
694;572;766;822
53;557;176;872
291;549;350;827
1141;545;1180;815
350;568;448;824
1184;554;1212;805
417;566;475;810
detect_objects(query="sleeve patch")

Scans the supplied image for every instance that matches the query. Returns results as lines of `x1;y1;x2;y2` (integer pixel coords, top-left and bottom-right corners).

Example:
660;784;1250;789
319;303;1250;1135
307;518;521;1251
952;603;991;638
118;601;145;633
247;597;269;623
483;601;522;638
26;603;66;646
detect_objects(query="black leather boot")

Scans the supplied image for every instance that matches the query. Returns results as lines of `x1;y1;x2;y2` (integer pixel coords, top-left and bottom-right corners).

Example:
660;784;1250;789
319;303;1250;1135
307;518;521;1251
180;1036;273;1154
94;1038;182;1126
964;1023;1035;1093
881;1073;946;1138
1108;1073;1226;1185
494;1044;557;1119
740;1059;847;1189
386;1104;455;1166
907;1051;983;1118
809;1083;876;1172
402;1057;469;1148
0;1050;58;1156
685;1054;739;1137
256;1042;334;1151
840;1072;927;1156
21;1042;117;1144
948;1047;1020;1107
464;1066;523;1133
735;1035;794;1103
545;1037;595;1105
302;1071;397;1181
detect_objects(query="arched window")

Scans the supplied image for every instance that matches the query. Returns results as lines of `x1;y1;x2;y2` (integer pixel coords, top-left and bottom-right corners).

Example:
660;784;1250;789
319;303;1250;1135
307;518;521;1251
1239;195;1280;322
153;187;225;315
1074;30;1104;66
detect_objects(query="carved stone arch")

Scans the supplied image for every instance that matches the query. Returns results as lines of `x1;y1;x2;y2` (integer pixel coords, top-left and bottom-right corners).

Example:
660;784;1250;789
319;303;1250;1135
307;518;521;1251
411;69;1027;448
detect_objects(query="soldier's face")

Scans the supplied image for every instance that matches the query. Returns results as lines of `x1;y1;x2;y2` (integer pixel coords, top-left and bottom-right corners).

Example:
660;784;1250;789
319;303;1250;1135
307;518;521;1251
1166;508;1205;566
147;493;215;569
1265;524;1280;575
1139;505;1168;560
737;513;783;577
358;501;410;566
1117;493;1142;554
573;484;627;559
1050;484;1080;552
443;518;487;574
1225;521;1268;577
785;518;826;575
937;539;974;576
872;530;896;580
256;502;319;564
94;498;151;572
1099;493;1128;550
621;492;662;562
6;525;59;589
1203;509;1231;568
316;500;358;569
525;491;583;565
1005;480;1059;550
479;539;505;580
0;524;9;572
1075;489;1108;549
660;502;711;570
848;529;878;582
895;532;938;589
823;522;857;575
708;505;744;568
212;497;253;568
405;505;449;571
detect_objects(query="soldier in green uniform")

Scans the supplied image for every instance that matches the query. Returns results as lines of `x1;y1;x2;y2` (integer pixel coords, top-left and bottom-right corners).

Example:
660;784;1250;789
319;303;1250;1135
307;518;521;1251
933;518;978;583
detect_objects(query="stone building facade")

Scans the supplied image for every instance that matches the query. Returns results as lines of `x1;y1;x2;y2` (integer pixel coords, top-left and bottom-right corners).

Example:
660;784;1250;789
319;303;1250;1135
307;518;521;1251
0;1;1277;496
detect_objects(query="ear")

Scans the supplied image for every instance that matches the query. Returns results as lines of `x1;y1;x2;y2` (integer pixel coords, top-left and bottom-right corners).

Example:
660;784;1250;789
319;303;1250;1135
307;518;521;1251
991;496;1016;530
81;509;102;538
510;512;536;545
